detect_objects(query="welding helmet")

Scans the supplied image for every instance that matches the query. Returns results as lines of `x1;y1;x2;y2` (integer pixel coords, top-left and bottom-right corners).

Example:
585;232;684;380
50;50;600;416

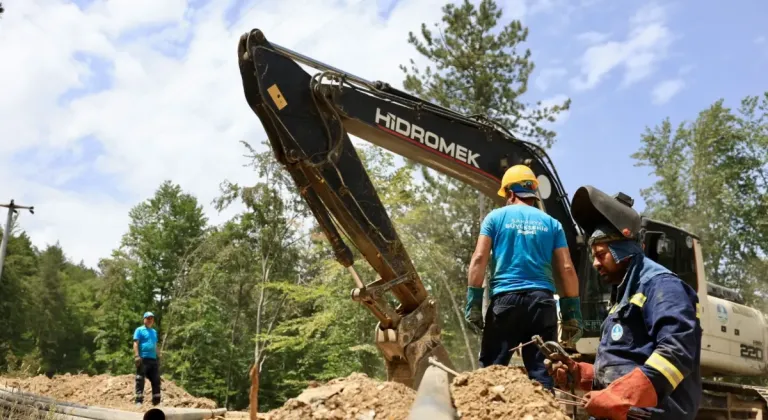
570;185;641;241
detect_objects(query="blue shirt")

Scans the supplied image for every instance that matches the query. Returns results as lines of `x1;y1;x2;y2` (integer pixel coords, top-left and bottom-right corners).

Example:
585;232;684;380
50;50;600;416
133;326;158;359
480;204;568;296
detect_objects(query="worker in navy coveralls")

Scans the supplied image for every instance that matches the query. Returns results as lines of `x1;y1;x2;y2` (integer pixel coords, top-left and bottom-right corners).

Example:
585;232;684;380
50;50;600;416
547;186;702;420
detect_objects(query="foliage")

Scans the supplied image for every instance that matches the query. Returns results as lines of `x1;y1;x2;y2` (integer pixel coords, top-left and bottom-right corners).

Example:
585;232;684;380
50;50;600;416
632;92;768;307
120;180;208;330
400;0;570;148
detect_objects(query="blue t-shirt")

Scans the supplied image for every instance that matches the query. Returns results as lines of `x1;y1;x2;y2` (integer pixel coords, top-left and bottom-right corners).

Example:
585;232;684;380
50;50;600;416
133;326;158;359
480;204;568;296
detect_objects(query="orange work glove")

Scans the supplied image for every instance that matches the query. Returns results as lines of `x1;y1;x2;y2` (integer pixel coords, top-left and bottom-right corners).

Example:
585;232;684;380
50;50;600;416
545;359;594;391
584;367;658;420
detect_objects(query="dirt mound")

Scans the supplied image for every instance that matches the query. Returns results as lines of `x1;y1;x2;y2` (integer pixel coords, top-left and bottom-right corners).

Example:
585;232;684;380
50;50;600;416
450;365;570;420
1;373;217;412
262;372;415;420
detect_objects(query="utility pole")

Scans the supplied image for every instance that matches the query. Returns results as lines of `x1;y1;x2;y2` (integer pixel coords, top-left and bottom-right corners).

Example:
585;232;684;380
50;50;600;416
0;199;35;281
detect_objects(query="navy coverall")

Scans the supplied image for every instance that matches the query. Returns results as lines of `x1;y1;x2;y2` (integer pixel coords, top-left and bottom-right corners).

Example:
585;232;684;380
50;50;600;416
592;253;702;419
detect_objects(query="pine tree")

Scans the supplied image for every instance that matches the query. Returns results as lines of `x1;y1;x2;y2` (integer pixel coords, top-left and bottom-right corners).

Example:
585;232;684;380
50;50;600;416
401;0;570;148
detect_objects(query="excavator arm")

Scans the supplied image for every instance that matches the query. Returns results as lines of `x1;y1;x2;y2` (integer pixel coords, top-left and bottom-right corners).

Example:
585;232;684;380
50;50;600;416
236;28;588;389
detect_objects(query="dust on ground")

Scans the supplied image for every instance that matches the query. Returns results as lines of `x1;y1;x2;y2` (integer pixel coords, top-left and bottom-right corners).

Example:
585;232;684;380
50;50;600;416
450;365;571;420
261;373;416;420
1;373;217;412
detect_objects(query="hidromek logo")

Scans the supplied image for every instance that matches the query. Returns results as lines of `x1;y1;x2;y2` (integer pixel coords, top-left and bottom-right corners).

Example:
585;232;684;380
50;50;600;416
375;108;480;168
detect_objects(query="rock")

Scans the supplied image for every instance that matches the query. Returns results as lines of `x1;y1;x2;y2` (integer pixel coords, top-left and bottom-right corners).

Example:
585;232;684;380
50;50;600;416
296;384;345;405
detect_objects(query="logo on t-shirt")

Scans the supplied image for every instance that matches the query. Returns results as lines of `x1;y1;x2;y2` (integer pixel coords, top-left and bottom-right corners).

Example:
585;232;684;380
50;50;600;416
503;219;550;235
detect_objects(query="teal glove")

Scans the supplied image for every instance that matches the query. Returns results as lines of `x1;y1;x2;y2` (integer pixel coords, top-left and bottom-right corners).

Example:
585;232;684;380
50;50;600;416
559;296;584;345
465;287;485;334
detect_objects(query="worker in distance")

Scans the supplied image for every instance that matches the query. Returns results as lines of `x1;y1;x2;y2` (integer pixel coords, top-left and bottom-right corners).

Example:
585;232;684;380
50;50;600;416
465;164;584;391
134;311;162;406
547;186;702;420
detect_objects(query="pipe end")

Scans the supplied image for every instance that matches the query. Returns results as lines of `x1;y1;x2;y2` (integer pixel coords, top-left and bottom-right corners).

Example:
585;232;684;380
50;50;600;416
144;408;165;420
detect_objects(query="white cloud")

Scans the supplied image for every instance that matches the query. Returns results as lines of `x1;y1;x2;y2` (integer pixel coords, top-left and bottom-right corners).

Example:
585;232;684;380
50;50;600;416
535;67;567;92
570;3;672;91
576;31;611;44
0;0;463;267
651;78;684;105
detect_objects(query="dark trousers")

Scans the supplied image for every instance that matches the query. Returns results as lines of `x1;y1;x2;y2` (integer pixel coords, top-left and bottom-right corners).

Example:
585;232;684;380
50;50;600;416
135;358;161;405
479;289;558;389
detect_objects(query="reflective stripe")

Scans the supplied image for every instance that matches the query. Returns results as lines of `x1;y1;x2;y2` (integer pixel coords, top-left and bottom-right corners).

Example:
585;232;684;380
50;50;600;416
696;303;702;319
630;293;647;308
645;352;684;389
609;304;619;314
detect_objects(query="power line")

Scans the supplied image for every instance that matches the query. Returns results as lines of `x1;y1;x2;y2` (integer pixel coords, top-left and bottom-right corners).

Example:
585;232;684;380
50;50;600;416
0;199;35;281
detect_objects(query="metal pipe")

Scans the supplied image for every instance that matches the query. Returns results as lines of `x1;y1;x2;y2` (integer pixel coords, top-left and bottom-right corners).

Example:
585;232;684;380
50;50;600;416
0;398;96;420
143;407;227;420
271;42;373;87
0;386;91;408
0;385;227;420
0;389;143;419
407;366;457;420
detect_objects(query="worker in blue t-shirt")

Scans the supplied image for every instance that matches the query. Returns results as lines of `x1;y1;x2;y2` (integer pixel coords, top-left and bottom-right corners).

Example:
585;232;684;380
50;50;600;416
133;311;161;406
465;164;583;390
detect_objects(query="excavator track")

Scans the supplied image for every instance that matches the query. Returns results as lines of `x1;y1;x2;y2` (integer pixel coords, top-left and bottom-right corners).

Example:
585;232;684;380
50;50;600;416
697;380;768;420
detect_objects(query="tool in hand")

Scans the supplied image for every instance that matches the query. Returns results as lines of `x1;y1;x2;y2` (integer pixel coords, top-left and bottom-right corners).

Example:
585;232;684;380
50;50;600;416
532;334;575;367
508;338;537;354
532;334;579;389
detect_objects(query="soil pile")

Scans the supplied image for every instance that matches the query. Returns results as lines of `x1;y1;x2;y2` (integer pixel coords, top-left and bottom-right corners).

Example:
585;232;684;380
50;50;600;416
261;373;416;420
450;365;570;420
1;373;217;412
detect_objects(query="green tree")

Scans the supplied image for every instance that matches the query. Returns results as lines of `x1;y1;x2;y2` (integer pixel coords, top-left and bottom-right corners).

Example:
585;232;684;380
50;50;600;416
632;93;768;309
159;142;312;412
89;253;141;373
121;181;208;330
33;245;74;374
0;228;38;372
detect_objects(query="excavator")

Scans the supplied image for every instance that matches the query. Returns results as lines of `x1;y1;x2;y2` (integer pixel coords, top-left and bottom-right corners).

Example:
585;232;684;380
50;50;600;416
236;28;768;419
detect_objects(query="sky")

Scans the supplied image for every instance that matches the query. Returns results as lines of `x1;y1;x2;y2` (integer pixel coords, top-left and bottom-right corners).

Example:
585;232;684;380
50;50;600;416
1;0;767;268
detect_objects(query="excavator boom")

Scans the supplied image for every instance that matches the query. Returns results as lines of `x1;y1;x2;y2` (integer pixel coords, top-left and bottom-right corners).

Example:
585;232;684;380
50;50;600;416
236;28;589;388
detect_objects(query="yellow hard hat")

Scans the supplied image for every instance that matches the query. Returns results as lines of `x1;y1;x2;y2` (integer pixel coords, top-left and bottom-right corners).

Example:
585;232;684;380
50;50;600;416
497;165;539;198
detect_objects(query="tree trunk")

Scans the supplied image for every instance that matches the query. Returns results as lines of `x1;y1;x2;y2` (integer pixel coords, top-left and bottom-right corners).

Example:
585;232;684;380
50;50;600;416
225;280;245;409
478;191;490;319
437;273;477;370
249;363;259;420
